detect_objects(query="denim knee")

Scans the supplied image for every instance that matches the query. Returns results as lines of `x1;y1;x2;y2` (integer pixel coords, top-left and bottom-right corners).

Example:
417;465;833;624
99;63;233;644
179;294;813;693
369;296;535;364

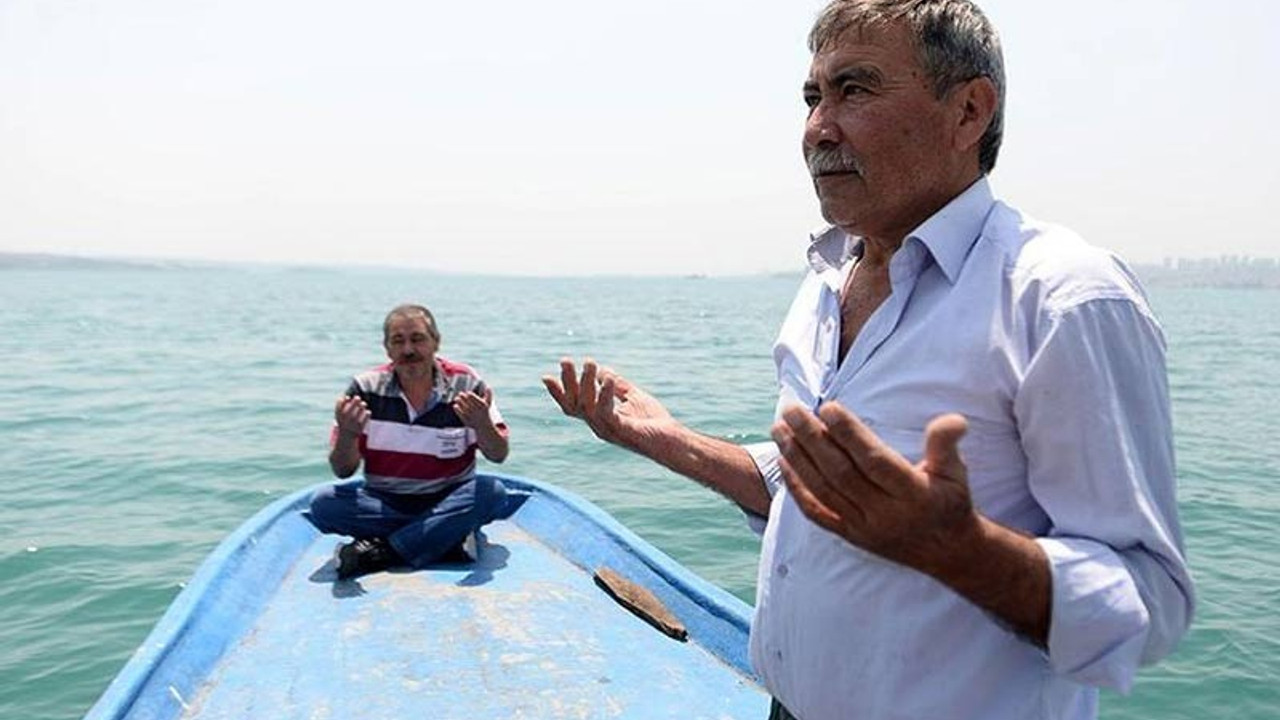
304;482;357;533
477;477;509;523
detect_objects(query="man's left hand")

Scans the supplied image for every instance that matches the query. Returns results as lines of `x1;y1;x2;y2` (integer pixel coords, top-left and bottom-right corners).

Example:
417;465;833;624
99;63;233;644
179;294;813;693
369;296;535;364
454;387;495;429
771;403;979;574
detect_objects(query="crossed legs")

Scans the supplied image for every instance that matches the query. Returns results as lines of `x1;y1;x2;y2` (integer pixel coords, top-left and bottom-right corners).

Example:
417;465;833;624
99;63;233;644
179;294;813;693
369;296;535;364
305;476;509;568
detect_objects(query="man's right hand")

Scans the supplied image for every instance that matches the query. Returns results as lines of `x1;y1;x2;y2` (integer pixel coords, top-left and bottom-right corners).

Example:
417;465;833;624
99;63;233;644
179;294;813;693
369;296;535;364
542;357;674;450
544;357;773;515
334;395;371;437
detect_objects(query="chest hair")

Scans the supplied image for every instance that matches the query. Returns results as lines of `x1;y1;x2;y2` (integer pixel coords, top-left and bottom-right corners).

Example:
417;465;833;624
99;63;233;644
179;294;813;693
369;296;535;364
838;260;893;363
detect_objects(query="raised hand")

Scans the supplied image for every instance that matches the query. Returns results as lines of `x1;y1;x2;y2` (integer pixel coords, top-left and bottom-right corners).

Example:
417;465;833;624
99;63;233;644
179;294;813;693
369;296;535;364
329;395;370;478
453;387;495;430
334;395;371;436
771;403;978;574
542;357;674;449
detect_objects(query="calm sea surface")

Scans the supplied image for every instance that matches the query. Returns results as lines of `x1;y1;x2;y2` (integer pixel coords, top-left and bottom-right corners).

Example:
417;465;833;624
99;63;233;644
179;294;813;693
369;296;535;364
1;268;1276;719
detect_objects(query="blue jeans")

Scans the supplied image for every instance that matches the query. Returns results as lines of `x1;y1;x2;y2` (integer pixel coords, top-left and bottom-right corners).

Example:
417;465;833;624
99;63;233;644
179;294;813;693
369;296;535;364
304;476;509;568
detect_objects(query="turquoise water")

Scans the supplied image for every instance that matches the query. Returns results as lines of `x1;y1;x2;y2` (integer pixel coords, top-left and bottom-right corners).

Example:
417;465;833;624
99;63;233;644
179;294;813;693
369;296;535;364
0;268;1276;719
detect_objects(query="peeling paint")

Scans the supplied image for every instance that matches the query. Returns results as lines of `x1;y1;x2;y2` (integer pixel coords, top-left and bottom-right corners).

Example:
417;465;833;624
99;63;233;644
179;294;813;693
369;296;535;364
167;685;190;713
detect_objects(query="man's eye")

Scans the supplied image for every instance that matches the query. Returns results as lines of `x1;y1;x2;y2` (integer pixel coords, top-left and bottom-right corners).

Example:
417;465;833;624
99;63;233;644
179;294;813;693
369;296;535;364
842;83;867;98
803;93;820;109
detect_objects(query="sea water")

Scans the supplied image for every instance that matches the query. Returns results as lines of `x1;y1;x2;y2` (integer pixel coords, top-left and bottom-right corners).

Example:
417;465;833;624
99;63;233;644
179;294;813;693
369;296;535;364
0;267;1276;719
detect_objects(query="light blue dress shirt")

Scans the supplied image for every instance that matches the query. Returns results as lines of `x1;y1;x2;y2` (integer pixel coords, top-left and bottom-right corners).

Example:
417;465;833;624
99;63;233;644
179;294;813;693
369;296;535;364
745;178;1194;720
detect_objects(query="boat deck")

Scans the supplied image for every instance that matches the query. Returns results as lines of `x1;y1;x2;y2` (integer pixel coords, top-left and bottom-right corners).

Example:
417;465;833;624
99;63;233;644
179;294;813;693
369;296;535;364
176;520;767;719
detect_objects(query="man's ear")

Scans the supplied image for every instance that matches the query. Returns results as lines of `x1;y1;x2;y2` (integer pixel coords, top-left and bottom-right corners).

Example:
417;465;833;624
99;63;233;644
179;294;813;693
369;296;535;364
953;76;998;155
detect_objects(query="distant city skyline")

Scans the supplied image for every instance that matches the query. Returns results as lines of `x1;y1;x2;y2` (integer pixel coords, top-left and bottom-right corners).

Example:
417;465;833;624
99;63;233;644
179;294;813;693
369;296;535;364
2;1;1276;276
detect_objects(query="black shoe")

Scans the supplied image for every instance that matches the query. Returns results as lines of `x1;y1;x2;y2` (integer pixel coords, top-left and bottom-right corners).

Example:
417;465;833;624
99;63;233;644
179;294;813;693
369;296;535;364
436;542;473;565
335;537;401;580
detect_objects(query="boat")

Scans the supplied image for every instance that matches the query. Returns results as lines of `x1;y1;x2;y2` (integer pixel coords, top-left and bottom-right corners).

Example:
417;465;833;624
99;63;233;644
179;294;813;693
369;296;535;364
85;473;769;719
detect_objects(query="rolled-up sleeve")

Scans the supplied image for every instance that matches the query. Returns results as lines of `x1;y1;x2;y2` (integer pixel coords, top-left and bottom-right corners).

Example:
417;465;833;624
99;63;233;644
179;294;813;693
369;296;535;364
741;441;784;535
1016;297;1195;691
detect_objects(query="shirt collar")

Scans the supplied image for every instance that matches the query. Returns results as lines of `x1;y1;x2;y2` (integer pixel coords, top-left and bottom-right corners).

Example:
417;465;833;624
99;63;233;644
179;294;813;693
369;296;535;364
805;225;856;274
803;177;995;285
905;177;994;284
430;357;449;403
387;358;445;415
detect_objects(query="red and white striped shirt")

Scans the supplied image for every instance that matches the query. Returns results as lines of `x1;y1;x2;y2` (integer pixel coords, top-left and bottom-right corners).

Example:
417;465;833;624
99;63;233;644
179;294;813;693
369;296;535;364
333;357;506;494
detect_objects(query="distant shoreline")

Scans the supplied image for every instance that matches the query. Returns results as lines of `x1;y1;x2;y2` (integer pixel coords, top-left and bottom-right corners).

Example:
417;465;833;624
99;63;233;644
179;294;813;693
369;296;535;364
0;251;802;279
0;252;187;271
4;251;1279;288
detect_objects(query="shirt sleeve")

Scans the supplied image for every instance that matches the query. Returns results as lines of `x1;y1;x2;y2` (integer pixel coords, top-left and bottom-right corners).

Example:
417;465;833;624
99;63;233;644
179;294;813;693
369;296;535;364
1015;297;1195;691
741;441;784;535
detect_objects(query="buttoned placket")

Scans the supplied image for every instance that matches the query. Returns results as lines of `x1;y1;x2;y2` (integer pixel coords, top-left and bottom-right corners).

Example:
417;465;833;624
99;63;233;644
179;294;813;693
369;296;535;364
811;282;842;410
393;364;443;424
821;239;929;404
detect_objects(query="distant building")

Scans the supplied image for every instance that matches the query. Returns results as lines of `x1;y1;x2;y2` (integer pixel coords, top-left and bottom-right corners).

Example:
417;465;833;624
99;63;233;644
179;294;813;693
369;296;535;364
1135;256;1280;289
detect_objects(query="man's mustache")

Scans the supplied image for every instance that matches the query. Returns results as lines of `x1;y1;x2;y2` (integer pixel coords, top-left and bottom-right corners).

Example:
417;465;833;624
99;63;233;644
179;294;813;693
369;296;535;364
806;145;862;177
399;353;423;362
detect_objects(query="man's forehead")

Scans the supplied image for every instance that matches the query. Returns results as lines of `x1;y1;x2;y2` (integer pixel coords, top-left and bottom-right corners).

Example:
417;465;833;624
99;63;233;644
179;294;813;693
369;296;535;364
386;315;431;334
807;20;916;80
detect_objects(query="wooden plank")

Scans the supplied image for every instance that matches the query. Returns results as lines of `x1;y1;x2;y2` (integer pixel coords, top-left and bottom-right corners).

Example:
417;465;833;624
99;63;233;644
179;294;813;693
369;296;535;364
593;566;688;641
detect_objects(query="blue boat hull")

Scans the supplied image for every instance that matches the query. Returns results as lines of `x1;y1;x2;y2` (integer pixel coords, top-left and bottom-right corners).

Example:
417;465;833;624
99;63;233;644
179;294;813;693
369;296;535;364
86;474;768;719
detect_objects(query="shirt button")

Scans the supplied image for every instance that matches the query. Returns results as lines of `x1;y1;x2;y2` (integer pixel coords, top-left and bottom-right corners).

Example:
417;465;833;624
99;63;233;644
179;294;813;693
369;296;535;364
776;563;789;578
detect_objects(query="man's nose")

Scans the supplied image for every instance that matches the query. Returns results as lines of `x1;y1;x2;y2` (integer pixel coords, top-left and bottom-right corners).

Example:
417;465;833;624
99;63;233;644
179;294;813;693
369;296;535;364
804;101;841;149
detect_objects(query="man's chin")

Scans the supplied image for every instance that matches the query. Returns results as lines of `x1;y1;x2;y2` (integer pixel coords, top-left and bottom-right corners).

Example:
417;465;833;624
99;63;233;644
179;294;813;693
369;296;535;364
816;185;862;221
819;203;859;232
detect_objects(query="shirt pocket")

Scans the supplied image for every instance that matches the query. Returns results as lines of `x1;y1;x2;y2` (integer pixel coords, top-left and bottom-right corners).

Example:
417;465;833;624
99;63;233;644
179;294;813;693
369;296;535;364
871;416;1028;522
861;421;926;464
425;426;471;458
862;419;1017;492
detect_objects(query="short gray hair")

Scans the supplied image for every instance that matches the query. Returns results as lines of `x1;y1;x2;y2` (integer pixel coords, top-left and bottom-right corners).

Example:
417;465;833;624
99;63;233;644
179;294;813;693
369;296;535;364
809;0;1005;173
383;303;440;343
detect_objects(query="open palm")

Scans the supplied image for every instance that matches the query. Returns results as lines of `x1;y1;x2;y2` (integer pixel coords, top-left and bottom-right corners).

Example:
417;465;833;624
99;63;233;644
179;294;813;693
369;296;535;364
543;358;675;450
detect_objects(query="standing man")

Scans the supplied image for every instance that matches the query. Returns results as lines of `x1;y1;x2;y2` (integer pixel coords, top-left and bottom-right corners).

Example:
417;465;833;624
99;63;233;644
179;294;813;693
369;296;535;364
307;303;510;580
543;2;1193;718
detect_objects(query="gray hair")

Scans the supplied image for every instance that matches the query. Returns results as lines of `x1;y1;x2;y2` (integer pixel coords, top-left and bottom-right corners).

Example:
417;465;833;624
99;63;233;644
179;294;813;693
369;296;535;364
809;0;1005;173
383;303;440;343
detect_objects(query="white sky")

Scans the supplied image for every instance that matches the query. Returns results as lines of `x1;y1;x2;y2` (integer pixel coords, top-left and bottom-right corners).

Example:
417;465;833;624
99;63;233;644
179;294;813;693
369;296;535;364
1;0;1276;275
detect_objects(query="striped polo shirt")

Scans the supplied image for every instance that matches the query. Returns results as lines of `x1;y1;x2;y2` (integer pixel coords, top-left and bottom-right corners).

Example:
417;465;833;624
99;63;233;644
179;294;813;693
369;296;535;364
334;357;507;494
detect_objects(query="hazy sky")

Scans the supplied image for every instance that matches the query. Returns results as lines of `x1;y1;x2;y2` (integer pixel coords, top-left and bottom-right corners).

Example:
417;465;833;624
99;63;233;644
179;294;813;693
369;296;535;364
2;1;1276;275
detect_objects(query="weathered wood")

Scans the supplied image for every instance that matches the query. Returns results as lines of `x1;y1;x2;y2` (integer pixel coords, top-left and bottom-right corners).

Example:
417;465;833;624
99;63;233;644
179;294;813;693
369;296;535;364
593;566;689;642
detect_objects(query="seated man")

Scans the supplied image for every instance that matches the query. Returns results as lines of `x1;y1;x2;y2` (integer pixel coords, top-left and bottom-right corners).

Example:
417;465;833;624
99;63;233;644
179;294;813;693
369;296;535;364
305;303;511;580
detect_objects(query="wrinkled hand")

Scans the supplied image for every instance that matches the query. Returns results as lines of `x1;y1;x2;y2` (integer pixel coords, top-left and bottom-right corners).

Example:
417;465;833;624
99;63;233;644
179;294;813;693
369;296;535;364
334;395;371;435
453;387;495;429
542;357;673;449
771;403;977;573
